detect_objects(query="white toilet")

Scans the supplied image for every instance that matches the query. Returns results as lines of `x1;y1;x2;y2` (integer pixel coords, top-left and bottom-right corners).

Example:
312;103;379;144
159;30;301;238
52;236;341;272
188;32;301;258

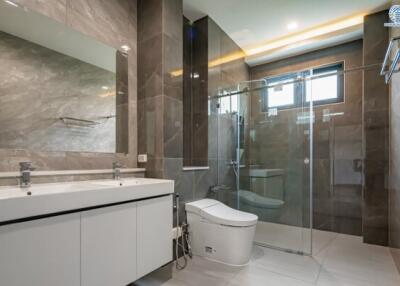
185;199;258;266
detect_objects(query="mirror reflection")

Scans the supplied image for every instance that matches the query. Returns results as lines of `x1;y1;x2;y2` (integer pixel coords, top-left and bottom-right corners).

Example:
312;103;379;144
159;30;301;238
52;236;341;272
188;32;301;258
0;1;128;153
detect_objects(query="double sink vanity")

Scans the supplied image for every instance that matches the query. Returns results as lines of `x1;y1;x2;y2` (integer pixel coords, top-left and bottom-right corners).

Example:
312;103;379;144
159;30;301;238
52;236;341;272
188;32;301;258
0;2;175;285
0;178;174;286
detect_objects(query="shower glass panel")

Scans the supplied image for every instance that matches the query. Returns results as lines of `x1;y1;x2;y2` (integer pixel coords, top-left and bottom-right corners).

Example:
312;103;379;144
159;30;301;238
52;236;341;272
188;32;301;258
212;77;313;255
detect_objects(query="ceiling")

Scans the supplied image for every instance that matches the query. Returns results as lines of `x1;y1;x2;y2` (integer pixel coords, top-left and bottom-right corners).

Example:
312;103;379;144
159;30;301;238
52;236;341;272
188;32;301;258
183;0;390;65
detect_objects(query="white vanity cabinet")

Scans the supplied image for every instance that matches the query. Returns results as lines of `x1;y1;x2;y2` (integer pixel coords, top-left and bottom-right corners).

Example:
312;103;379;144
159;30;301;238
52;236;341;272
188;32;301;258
137;196;173;278
0;214;81;286
0;177;174;286
81;202;138;286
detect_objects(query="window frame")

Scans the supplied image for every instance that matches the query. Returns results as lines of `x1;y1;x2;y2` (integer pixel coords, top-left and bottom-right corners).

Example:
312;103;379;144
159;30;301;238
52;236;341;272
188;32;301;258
261;62;344;112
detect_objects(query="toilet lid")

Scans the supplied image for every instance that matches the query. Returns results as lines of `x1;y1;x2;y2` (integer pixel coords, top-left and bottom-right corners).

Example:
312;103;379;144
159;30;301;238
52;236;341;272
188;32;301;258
186;199;258;227
238;190;284;209
185;199;220;215
201;203;258;227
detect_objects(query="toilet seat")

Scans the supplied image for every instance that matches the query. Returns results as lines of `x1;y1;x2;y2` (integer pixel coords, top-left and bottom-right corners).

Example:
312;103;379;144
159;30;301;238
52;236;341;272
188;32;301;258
186;199;258;227
238;190;284;209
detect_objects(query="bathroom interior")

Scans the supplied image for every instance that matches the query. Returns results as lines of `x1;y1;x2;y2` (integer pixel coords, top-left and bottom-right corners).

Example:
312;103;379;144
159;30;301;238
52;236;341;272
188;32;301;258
0;0;400;285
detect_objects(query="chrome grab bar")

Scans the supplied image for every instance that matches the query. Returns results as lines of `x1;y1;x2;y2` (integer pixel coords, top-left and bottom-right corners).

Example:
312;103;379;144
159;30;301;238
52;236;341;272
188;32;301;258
381;36;400;84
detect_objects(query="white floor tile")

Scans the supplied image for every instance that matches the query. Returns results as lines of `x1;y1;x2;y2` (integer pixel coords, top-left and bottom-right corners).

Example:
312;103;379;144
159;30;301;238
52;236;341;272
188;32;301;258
317;268;400;286
161;230;400;286
318;234;400;286
254;221;310;252
172;257;241;286
312;229;339;255
226;264;314;286
252;246;322;283
160;278;191;286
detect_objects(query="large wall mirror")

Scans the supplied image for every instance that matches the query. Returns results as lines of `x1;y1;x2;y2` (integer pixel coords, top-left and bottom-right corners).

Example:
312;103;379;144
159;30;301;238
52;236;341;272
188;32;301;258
0;1;129;154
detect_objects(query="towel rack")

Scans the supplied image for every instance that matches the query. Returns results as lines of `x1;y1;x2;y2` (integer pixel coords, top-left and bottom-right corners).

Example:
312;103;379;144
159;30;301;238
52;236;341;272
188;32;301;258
59;117;100;127
59;115;116;128
381;36;400;84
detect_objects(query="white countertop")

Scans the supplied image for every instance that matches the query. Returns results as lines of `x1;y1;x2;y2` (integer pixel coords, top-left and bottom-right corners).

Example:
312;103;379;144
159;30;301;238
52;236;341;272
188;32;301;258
0;178;174;224
0;168;146;179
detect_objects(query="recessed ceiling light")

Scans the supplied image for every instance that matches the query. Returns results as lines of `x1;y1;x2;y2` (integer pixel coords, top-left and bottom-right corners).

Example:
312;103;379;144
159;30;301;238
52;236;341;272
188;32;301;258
287;22;298;31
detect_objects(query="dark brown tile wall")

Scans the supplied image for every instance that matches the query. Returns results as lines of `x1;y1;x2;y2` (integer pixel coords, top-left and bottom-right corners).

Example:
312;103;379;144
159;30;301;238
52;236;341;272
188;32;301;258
363;11;389;246
137;0;183;178
0;0;138;179
250;41;363;233
185;17;209;166
183;16;193;167
139;3;249;221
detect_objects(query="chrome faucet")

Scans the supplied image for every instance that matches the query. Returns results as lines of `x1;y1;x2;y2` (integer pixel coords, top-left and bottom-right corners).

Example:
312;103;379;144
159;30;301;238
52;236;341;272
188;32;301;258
19;162;35;188
113;162;122;180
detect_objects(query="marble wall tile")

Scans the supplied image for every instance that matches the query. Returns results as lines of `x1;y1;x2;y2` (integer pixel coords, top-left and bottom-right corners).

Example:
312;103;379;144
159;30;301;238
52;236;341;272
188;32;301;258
0;31;119;153
363;11;389;246
138;0;162;44
66;0;137;50
145;95;164;159
0;0;138;180
163;34;183;102
194;161;218;200
163;158;193;222
390;13;400;268
164;96;183;158
13;0;67;24
184;17;208;166
162;0;182;42
138;34;163;100
138;0;183;176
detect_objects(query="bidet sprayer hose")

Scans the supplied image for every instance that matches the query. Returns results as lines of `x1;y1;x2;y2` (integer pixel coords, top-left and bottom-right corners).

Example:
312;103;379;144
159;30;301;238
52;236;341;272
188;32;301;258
175;193;189;270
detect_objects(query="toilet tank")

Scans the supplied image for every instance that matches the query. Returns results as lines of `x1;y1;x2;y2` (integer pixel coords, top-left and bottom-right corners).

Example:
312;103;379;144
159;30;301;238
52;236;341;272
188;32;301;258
249;169;284;201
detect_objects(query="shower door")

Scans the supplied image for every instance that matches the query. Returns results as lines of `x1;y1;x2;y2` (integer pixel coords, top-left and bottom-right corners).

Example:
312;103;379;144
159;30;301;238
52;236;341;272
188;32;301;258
213;77;313;255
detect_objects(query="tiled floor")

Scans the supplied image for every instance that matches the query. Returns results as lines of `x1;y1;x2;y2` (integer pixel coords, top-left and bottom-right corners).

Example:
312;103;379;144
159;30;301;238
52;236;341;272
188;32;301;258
162;231;400;286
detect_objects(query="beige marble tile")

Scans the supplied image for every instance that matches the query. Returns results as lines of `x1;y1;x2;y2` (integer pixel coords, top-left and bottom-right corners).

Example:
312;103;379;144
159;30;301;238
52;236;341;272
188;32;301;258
66;0;137;50
12;0;67;23
0;0;138;177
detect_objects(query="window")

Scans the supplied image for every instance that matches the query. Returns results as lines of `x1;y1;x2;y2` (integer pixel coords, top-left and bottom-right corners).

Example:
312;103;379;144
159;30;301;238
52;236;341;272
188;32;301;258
262;63;344;111
266;74;297;109
218;91;238;114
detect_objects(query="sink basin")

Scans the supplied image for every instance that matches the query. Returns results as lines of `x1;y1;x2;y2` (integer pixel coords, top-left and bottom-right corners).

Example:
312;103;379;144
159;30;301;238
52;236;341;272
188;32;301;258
0;178;174;223
0;183;94;199
89;180;140;187
89;178;167;187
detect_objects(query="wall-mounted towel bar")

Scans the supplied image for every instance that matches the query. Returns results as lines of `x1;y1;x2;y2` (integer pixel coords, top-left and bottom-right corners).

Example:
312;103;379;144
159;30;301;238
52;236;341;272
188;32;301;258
59;115;116;127
381;36;400;84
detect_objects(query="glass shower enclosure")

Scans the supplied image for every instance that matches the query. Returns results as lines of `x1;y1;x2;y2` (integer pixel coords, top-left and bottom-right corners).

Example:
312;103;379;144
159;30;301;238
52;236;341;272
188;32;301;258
210;76;314;255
